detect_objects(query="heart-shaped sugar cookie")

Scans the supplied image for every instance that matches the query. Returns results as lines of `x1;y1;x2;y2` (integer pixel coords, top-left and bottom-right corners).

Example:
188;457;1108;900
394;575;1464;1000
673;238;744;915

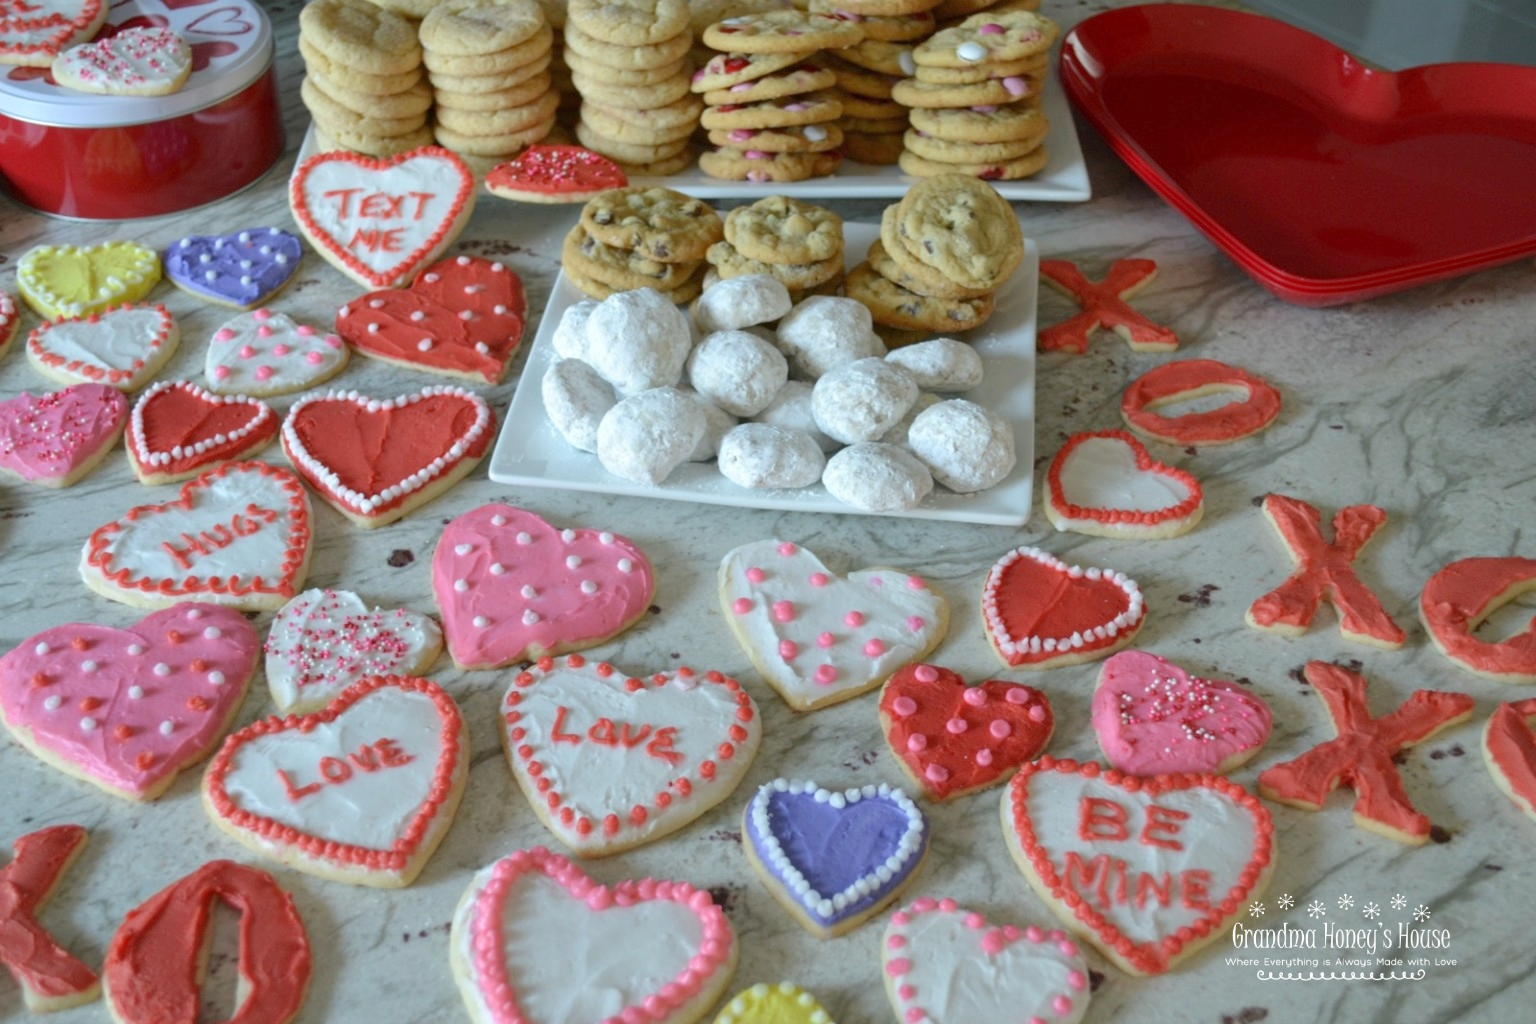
51;26;191;96
264;589;442;714
164;227;303;310
127;380;277;484
289;146;475;289
0;604;258;800
1092;651;1272;775
26;303;178;391
17;242;161;319
882;898;1091;1024
203;675;468;887
0;383;127;487
205;308;348;397
0;0;107;68
501;655;761;856
1003;757;1275;975
433;505;655;670
714;983;833;1024
281;386;493;527
880;664;1053;800
80;460;312;611
337;255;526;384
1045;429;1204;539
982;545;1146;669
0;290;19;355
719;539;949;711
449;847;737;1024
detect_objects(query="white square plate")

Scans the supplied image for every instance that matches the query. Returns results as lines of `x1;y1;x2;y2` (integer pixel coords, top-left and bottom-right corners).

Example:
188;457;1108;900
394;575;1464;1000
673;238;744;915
486;226;1037;525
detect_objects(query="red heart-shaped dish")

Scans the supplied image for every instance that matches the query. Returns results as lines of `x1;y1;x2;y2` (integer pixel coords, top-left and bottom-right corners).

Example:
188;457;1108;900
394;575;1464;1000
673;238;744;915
1060;4;1536;305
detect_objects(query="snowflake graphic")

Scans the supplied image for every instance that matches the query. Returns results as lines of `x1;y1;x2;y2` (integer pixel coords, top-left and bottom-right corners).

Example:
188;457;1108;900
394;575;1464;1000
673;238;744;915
1249;901;1265;917
1414;905;1432;922
1363;902;1380;919
1337;894;1354;910
1307;900;1327;919
1392;894;1408;910
1277;893;1295;910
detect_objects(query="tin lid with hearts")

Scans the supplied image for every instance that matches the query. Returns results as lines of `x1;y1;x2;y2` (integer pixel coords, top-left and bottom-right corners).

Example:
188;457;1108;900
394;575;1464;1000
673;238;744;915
0;0;271;128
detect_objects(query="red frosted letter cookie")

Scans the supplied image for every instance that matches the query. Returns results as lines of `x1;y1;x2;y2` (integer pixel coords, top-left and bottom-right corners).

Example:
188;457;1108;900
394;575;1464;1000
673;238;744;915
1045;430;1203;539
1484;699;1536;822
0;826;100;1012
1119;358;1282;445
1038;258;1177;354
1420;556;1536;683
982;545;1146;669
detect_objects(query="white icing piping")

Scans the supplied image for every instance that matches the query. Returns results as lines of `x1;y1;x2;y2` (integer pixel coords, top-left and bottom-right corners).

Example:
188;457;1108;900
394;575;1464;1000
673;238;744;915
982;546;1143;657
129;381;273;467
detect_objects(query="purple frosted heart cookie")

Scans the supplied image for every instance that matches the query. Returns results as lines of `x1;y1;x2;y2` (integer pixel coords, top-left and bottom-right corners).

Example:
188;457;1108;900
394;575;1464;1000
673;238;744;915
743;777;928;938
163;228;303;310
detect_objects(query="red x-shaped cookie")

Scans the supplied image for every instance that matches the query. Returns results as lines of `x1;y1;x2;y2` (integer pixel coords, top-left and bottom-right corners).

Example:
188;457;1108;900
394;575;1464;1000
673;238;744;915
1037;259;1178;354
0;826;99;1011
1246;493;1406;648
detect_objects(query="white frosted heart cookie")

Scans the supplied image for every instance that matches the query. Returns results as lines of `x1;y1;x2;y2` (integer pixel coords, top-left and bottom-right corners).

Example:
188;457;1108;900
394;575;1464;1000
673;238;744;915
27;303;179;392
1044;429;1203;539
205;309;349;397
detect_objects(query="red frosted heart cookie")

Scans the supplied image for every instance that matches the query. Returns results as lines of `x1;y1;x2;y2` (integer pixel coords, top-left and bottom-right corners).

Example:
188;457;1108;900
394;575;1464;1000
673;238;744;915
1420;556;1536;683
0;383;128;488
336;255;526;383
1045;430;1203;539
982;545;1146;669
879;664;1053;800
485;144;628;204
203;675;468;887
126;380;277;485
280;385;494;528
1003;756;1275;975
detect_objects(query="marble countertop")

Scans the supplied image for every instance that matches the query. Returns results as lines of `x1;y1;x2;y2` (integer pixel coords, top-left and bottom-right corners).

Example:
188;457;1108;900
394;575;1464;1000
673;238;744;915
2;1;1534;1022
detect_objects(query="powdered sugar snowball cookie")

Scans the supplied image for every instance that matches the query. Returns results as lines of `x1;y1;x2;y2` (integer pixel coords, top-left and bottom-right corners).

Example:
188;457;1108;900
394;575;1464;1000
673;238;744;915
718;538;949;711
205;309;349;398
885;337;984;392
585;287;693;396
879;392;939;448
202;675;468;887
687;329;789;417
0;383;128;488
692;274;793;333
754;380;838;453
774;296;887;379
678;386;738;462
822;443;934;513
906;398;1015;493
264;589;443;714
597;388;706;485
449;847;739;1024
543;358;616;453
551;299;597;360
812;357;919;444
882;898;1092;1024
718;423;825;490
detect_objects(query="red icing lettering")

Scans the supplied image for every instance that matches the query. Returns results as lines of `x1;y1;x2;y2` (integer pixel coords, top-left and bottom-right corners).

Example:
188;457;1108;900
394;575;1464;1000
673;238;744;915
646;726;683;766
348;743;379;772
551;705;581;744
1141;804;1189;851
277;769;322;802
359;192;406;219
589;717;619;746
0;826;99;1007
319;756;351;783
1182;868;1212;909
277;739;415;800
1134;871;1172;909
1065;851;1211;912
548;708;680;764
348;227;404;254
322;188;361;219
1078;796;1130;841
161;505;280;569
376;738;412;767
1064;851;1111;908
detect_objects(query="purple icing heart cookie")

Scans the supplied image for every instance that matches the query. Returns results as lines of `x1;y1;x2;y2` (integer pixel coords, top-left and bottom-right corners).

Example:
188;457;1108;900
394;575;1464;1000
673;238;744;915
163;228;303;310
743;777;928;938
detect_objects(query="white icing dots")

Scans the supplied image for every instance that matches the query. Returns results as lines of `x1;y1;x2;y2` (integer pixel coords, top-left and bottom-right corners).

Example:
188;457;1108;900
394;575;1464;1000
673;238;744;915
160;720;175;735
521;585;537;598
44;695;62;711
566;555;582;569
80;717;98;732
33;642;49;656
473;615;490;628
204;627;222;640
581;580;597;594
128;686;144;699
208;671;226;686
153;663;171;677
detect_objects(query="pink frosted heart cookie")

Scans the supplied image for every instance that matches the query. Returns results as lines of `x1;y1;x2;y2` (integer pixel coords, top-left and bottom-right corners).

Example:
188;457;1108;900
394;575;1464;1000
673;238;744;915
1044;429;1203;539
882;898;1091;1024
51;26;192;96
0;383;128;487
1003;757;1275;976
501;654;761;856
433;505;656;670
0;604;258;801
205;308;349;397
449;846;738;1024
26;303;179;392
202;675;468;887
79;460;313;612
289;146;476;290
1092;650;1272;776
718;539;950;712
0;0;108;68
264;588;443;714
982;545;1146;670
126;381;277;485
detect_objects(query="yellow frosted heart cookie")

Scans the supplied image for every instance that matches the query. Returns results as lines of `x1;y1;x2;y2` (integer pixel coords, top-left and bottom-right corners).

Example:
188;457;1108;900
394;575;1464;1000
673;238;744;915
713;983;835;1024
17;242;161;320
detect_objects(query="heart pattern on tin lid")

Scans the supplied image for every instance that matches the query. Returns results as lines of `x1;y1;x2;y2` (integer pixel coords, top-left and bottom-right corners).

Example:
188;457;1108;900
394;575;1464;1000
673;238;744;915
882;898;1092;1024
16;241;160;319
127;380;276;482
163;228;303;310
1046;429;1203;534
205;309;348;396
982;545;1146;668
27;303;177;391
0;0;106;67
337;255;526;384
0;604;258;800
0;383;128;486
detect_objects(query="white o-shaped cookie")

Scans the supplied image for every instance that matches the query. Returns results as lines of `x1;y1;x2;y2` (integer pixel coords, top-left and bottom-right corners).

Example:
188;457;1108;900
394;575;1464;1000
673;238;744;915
693;273;792;333
811;357;919;445
542;358;615;453
753;380;838;452
774;296;886;379
885;337;984;392
595;387;706;485
822;442;934;512
686;329;789;417
584;287;692;396
551;299;597;360
907;398;1016;493
677;386;739;462
881;391;941;447
718;423;826;490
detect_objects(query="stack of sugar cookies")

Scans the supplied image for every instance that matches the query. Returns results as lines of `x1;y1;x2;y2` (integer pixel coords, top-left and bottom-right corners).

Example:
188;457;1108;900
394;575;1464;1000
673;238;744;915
846;174;1020;336
421;0;557;166
567;0;701;176
561;186;722;302
695;11;866;182
891;9;1057;179
299;0;433;158
705;196;845;302
932;0;1041;31
533;0;581;130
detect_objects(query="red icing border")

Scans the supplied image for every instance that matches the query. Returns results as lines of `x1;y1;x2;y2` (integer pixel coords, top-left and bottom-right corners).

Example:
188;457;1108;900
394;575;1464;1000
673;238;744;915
26;304;175;386
0;0;103;59
1046;430;1203;527
1038;259;1177;354
1421;556;1536;680
1485;699;1536;819
0;825;99;1007
1119;359;1282;445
